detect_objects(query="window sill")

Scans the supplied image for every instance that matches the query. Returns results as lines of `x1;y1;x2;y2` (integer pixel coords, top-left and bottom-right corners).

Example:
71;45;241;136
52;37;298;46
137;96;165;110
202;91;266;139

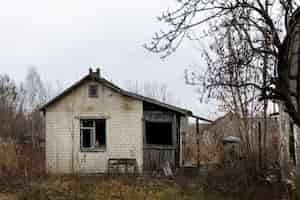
80;147;106;152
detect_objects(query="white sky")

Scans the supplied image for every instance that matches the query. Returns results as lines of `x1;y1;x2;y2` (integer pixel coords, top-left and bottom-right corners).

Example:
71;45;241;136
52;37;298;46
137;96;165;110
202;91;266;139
0;0;220;120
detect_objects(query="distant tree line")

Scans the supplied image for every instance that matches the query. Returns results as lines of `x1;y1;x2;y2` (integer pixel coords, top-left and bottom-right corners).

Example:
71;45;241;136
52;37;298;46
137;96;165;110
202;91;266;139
0;67;60;145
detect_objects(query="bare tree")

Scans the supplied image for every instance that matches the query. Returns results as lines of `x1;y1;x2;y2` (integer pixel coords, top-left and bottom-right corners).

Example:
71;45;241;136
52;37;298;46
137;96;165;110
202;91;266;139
145;0;300;126
0;74;18;139
23;67;48;112
22;67;61;148
124;80;178;105
186;26;263;116
0;74;18;112
186;25;270;167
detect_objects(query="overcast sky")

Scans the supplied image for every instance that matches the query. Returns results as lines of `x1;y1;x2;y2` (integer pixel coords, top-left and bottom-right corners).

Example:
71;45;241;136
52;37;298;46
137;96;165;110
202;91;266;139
0;0;220;120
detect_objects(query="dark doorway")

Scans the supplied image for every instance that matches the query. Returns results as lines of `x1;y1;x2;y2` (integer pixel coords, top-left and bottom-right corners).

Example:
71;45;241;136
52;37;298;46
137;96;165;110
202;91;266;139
144;120;175;171
145;121;173;145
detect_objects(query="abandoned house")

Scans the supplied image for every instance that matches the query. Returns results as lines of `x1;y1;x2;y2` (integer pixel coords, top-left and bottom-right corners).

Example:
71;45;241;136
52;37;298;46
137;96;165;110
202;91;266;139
40;68;209;174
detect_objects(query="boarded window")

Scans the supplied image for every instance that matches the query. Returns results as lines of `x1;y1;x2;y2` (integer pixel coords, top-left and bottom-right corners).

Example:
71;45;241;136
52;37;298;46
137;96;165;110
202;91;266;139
88;85;98;97
80;119;106;150
145;122;173;145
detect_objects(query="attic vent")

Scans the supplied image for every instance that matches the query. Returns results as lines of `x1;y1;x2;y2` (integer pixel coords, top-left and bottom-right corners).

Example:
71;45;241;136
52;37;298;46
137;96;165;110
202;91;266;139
89;84;98;98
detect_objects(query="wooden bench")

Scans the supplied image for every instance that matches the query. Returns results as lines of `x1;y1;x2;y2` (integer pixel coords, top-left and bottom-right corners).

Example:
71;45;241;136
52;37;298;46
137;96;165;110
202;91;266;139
108;158;138;174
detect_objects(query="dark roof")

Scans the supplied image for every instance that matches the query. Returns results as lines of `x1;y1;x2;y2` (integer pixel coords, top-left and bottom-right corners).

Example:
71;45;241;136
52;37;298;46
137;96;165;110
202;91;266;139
40;72;210;120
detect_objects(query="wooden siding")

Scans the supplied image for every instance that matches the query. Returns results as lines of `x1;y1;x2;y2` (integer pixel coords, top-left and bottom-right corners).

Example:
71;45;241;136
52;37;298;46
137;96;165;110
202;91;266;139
143;111;179;171
143;147;176;170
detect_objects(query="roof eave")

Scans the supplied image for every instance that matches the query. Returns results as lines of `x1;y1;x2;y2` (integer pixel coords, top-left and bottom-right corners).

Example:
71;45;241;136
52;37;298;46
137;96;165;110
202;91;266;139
40;73;202;117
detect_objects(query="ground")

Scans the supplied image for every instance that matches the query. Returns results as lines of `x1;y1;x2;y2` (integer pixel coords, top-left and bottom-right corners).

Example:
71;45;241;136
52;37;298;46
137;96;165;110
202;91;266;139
0;174;292;200
0;143;294;200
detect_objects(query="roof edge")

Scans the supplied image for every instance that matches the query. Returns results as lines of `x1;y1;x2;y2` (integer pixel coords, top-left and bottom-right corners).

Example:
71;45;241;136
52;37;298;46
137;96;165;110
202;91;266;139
40;71;209;119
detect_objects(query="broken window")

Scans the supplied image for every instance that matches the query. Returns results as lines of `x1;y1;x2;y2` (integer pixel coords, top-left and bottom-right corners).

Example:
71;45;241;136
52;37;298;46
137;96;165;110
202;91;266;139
88;84;98;97
145;121;173;145
80;119;106;150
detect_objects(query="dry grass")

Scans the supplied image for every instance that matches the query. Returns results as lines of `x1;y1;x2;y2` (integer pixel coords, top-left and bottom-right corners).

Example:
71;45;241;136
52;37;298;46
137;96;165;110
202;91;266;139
0;193;16;200
16;176;203;200
0;173;293;200
0;140;45;179
0;139;18;176
0;139;292;200
0;175;240;200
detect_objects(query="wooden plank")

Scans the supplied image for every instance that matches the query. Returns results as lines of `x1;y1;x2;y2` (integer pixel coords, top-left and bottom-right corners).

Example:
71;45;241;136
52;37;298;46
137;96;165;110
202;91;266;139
143;149;175;171
196;118;200;168
175;114;180;167
108;158;137;174
143;111;174;122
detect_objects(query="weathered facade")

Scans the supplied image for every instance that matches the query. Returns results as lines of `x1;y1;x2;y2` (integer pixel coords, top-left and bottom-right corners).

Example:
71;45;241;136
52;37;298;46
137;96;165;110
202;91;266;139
41;69;204;174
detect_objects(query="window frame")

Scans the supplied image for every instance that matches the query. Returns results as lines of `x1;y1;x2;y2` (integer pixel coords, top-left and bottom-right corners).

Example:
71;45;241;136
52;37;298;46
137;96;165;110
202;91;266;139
80;119;106;152
88;84;99;98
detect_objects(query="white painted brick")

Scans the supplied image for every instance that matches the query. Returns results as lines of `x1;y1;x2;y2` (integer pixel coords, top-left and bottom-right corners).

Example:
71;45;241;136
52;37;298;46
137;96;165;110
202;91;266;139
45;80;143;174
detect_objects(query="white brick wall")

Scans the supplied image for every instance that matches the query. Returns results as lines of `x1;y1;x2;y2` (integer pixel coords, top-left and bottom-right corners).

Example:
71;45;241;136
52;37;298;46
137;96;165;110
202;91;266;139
45;80;143;174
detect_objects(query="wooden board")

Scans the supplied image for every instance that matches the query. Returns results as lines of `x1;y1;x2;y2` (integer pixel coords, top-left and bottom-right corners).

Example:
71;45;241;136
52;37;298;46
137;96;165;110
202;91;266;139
143;148;176;171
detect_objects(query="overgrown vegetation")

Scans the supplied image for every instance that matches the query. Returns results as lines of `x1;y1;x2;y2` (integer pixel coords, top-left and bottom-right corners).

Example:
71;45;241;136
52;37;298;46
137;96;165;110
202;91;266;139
0;171;294;200
0;67;297;199
145;1;300;195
